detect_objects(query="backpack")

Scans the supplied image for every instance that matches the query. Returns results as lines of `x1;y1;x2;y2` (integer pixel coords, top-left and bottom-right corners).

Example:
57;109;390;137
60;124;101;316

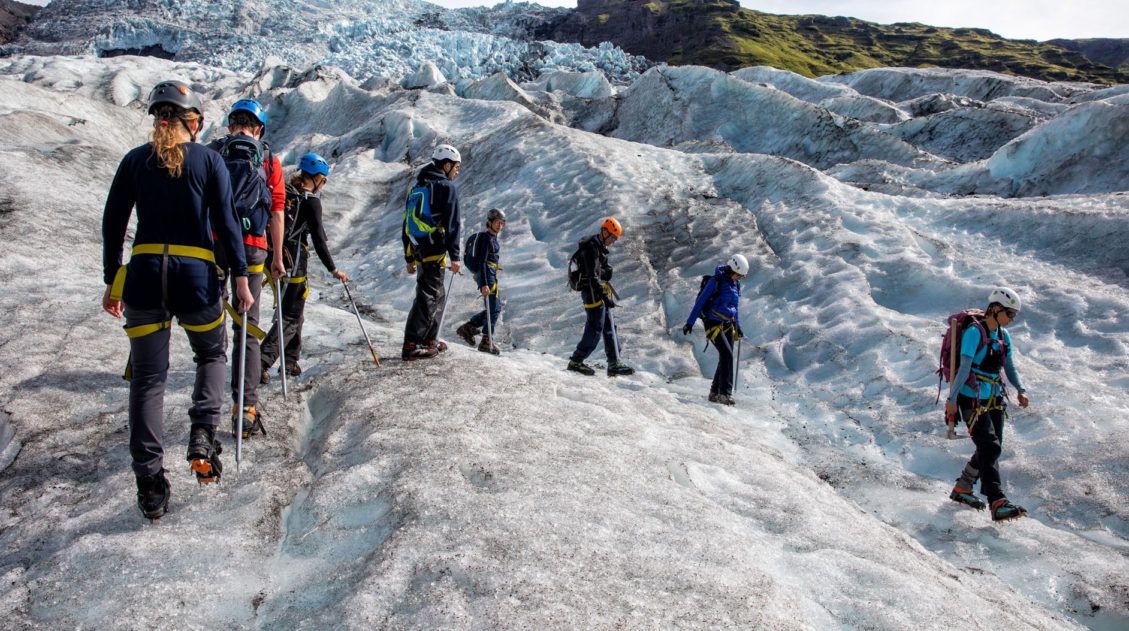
464;232;489;275
692;273;723;320
282;185;308;244
403;181;439;245
936;308;988;402
567;246;583;291
218;136;272;236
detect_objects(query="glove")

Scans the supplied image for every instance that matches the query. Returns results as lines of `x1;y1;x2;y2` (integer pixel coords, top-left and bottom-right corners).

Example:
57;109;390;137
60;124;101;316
682;324;693;336
735;325;744;339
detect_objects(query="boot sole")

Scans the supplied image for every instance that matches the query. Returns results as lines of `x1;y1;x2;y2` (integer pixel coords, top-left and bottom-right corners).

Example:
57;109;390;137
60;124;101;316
949;493;986;511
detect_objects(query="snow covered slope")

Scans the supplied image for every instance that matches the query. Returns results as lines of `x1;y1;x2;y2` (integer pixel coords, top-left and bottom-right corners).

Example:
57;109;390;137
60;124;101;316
0;53;1127;629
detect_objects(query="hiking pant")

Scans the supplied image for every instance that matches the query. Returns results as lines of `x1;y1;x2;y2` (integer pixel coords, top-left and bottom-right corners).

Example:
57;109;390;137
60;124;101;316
708;322;736;397
261;247;308;369
404;260;447;345
228;247;266;407
571;302;619;364
956;394;1008;504
124;301;227;477
468;288;501;338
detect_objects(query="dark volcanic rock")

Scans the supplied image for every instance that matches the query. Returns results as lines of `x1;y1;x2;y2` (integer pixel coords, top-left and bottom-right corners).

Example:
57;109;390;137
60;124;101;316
0;0;39;45
1049;38;1129;70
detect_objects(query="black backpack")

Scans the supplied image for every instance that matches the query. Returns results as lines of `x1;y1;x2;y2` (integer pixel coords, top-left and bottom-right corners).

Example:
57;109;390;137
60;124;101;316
567;246;584;291
464;232;489;275
282;184;308;244
218;136;272;237
693;273;722;320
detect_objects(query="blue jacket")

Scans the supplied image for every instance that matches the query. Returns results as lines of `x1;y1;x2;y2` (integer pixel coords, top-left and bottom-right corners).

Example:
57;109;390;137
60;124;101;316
402;163;461;263
686;266;741;328
948;325;1025;403
468;231;500;291
102;142;247;313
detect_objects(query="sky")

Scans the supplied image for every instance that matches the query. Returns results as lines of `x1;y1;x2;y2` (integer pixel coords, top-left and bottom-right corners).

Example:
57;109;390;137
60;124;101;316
423;0;1129;41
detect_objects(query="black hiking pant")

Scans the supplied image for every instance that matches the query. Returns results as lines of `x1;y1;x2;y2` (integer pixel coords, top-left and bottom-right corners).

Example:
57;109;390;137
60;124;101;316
957;394;1008;504
404;260;447;345
571;302;619;364
124;302;227;477
261;247;308;369
707;321;736;397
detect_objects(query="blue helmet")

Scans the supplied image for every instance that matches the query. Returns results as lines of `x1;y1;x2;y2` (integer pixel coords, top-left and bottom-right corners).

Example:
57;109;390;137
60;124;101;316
299;153;330;177
228;98;267;127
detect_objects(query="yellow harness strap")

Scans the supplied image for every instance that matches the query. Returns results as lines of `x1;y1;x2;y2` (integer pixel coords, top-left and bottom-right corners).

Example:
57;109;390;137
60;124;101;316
123;309;225;339
109;244;218;301
247;263;265;274
223;301;267;341
583;299;604;309
421;252;449;266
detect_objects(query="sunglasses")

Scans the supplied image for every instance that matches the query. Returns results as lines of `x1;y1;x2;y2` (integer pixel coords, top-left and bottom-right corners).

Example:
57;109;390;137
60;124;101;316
1003;309;1018;319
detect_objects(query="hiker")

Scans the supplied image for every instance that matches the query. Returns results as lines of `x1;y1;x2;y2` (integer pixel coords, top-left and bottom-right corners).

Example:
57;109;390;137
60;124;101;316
206;98;285;439
566;218;635;377
682;254;748;405
946;287;1031;522
456;208;506;355
101;80;253;520
260;153;348;383
401;144;462;360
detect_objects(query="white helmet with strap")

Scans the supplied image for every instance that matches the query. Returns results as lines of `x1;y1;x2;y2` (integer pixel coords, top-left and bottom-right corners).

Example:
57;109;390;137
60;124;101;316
432;143;461;163
988;287;1021;312
727;254;749;276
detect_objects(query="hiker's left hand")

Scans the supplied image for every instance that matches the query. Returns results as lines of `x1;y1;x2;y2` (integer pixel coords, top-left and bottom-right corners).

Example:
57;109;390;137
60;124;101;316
271;256;286;280
333;269;349;282
1017;392;1029;408
450;260;462;275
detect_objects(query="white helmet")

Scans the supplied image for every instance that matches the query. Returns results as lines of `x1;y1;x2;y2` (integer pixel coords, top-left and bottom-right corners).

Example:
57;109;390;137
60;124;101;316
726;254;749;276
432;143;461;163
988;287;1021;312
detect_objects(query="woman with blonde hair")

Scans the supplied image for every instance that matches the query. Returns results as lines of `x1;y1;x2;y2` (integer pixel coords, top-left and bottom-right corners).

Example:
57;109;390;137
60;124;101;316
101;80;253;520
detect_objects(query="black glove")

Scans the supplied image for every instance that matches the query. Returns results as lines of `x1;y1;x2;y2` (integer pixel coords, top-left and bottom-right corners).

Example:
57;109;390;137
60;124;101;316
600;267;613;282
682;324;693;335
736;325;744;339
604;296;616;309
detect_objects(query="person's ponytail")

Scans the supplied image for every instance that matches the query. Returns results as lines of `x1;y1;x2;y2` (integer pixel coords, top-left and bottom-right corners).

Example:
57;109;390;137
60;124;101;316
149;104;199;178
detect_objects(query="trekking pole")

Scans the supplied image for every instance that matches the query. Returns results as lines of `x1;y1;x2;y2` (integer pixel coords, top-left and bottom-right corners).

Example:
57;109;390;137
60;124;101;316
483;292;495;351
273;275;288;400
433;268;458;343
734;334;742;394
606;306;622;361
342;279;380;367
235;311;247;472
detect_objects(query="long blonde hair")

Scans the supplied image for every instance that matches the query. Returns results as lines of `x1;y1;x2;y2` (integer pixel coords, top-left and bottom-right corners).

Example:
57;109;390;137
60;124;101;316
149;104;200;178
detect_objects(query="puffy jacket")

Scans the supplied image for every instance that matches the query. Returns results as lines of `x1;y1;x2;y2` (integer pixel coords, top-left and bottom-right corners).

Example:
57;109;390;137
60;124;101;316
102;142;247;312
402;163;461;263
686;266;741;328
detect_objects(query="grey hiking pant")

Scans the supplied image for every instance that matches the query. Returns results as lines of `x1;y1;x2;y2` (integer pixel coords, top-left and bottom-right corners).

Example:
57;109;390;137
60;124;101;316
404;260;447;345
228;247;266;407
261;247;308;369
124;301;227;477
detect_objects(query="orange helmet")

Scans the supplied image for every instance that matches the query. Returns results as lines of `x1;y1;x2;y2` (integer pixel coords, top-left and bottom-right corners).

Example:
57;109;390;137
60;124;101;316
600;217;622;239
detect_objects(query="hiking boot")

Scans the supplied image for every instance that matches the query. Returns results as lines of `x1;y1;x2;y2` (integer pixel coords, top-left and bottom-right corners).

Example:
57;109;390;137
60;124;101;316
186;424;223;484
456;322;479;346
426;339;448;353
715;393;735;406
607;362;635;377
136;469;170;521
260;368;270;385
949;485;986;510
478;337;500;355
402;342;437;361
232;405;266;440
285;361;302;377
990;498;1027;522
567;360;595;376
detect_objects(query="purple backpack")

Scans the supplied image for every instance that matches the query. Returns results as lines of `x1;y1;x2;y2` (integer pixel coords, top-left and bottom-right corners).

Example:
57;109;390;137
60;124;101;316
936;308;987;402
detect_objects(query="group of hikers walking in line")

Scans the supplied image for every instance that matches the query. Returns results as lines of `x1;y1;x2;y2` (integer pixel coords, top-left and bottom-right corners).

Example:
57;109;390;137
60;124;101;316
100;81;1033;525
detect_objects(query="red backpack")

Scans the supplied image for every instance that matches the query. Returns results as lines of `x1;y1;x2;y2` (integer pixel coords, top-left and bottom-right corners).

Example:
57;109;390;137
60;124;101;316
936;308;988;403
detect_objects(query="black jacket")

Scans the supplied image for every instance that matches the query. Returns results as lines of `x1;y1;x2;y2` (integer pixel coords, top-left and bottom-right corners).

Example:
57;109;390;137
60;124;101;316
282;184;336;273
402;163;460;264
575;234;613;306
468;230;500;290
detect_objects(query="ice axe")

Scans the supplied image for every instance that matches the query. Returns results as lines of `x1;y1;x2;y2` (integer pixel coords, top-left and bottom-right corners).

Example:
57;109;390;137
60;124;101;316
342;279;380;367
235;309;247;472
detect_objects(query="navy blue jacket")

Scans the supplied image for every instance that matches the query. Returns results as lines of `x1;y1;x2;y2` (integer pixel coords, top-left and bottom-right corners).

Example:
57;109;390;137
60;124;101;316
686;266;741;328
402;163;461;263
102;142;248;312
575;234;613;306
467;230;500;290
